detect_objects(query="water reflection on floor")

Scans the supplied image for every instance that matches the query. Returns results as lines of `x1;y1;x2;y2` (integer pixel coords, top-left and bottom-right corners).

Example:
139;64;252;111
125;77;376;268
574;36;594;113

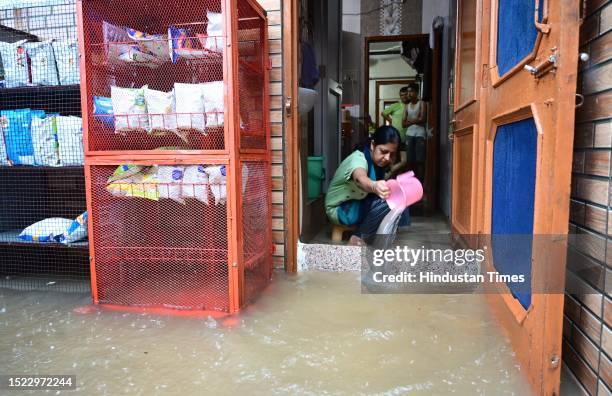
0;271;533;395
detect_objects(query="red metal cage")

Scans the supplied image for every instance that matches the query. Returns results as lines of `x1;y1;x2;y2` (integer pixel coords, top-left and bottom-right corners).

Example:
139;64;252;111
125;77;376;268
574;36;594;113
78;0;271;314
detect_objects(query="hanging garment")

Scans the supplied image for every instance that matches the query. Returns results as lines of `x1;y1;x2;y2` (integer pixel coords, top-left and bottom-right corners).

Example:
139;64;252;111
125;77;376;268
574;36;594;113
401;41;427;74
401;40;433;101
300;42;319;88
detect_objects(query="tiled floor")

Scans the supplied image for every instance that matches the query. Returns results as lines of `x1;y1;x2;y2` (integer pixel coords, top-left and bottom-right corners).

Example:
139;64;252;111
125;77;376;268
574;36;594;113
310;214;451;245
300;214;453;272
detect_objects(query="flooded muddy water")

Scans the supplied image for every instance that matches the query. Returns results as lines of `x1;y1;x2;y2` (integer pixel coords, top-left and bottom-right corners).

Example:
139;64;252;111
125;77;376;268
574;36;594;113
0;271;532;395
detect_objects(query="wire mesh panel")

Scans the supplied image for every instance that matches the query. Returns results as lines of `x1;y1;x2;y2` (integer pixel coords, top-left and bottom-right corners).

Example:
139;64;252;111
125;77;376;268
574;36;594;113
0;1;88;292
241;160;271;303
77;0;270;314
0;166;89;290
79;0;227;152
88;162;230;312
237;1;266;151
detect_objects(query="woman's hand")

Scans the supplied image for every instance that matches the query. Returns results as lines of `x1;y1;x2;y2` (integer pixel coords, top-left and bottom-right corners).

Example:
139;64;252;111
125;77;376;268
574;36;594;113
353;168;390;199
372;180;390;200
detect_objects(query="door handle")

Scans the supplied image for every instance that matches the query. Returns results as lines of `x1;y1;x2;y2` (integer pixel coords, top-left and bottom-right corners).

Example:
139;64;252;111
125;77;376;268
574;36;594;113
534;0;551;33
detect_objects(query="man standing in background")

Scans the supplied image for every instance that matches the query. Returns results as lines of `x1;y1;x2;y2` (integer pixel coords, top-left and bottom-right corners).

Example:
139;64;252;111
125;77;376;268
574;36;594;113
382;86;409;177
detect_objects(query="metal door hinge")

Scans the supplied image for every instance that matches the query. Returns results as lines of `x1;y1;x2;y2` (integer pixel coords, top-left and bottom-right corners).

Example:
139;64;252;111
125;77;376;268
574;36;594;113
285;97;293;117
482;64;490;87
550;354;560;369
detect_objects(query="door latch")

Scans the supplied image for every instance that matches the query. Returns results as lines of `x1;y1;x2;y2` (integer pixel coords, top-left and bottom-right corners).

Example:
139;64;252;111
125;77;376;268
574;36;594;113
524;48;558;78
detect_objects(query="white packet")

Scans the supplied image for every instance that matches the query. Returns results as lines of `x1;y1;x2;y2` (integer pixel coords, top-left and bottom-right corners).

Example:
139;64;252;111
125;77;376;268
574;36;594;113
156;165;185;204
205;12;224;52
0;40;29;88
56;116;84;166
182;165;209;204
25;41;60;86
204;165;226;205
144;88;177;131
174;83;205;131
201;81;224;127
111;86;149;131
31;115;59;166
52;40;80;85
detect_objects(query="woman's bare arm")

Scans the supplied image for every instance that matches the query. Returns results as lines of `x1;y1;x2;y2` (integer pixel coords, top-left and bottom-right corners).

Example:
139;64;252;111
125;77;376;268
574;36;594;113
352;167;390;199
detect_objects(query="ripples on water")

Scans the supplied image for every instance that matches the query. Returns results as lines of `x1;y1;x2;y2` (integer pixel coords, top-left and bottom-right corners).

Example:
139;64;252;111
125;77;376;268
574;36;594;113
0;271;532;395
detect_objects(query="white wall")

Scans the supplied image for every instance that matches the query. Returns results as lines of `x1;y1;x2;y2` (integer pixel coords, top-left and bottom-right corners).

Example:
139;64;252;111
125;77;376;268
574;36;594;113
368;54;416;122
342;0;360;34
421;0;449;33
0;1;77;41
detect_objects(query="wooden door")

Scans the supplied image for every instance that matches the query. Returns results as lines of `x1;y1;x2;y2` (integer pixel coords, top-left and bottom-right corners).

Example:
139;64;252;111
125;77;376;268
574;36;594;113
451;0;581;394
451;0;481;235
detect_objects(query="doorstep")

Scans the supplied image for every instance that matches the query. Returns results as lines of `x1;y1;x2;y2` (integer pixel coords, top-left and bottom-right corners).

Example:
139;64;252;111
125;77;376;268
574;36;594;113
297;241;363;272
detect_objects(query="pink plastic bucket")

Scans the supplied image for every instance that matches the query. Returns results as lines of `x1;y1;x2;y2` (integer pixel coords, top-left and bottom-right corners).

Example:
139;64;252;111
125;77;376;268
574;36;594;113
385;171;423;209
396;171;423;206
385;179;405;210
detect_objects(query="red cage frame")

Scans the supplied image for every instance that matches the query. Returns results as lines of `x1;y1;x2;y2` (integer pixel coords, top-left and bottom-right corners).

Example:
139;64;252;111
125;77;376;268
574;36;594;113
77;0;272;315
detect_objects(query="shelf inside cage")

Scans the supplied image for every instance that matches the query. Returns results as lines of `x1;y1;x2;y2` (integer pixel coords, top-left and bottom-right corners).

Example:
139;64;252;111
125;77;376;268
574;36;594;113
91;36;224;64
89;117;226;152
0;84;80;95
96;273;231;312
95;112;224;131
88;44;261;81
94;248;230;312
89;35;260;68
0;85;82;116
0;230;89;248
0;165;83;171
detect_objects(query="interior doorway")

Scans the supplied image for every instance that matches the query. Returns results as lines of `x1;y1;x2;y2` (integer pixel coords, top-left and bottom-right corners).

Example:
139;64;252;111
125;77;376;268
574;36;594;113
365;34;441;216
297;14;446;244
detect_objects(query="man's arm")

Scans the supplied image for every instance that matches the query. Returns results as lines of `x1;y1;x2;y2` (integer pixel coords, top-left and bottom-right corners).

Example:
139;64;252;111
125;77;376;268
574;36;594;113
381;112;392;125
381;104;397;125
414;101;426;125
402;108;411;128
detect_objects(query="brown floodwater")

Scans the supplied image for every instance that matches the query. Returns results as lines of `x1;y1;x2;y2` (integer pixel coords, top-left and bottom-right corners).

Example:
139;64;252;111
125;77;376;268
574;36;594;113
0;271;533;395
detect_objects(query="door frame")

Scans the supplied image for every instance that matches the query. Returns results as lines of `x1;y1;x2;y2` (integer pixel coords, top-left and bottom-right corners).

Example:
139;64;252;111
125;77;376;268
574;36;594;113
374;79;416;126
283;0;300;273
364;34;429;130
365;34;441;213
